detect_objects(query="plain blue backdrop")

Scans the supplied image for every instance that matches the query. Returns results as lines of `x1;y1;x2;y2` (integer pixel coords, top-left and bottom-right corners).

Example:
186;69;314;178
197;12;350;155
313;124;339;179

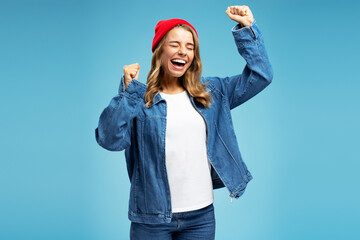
1;0;359;239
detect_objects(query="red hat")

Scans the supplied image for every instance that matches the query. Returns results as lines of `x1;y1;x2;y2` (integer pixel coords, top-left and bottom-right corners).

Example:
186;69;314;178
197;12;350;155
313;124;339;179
152;18;198;53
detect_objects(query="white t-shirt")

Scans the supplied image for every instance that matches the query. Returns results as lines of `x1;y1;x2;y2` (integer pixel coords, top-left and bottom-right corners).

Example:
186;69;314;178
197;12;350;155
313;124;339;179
159;90;214;213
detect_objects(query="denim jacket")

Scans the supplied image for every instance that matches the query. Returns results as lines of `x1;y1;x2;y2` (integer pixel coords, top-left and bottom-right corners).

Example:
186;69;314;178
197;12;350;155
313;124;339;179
95;19;273;224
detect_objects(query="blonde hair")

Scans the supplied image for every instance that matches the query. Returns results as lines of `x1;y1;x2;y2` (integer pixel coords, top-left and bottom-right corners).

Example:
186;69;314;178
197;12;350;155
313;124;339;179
145;24;213;109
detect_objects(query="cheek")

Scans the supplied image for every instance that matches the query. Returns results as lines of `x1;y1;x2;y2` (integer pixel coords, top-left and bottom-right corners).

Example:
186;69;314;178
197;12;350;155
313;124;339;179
188;55;195;66
164;54;173;65
160;55;170;68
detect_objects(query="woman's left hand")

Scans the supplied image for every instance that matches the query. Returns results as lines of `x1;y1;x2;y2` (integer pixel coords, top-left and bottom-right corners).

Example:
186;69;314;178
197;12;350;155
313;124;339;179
226;5;254;28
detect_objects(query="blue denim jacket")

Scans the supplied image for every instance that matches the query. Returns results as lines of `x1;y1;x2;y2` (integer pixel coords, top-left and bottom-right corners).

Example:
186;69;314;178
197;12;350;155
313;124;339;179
95;19;273;224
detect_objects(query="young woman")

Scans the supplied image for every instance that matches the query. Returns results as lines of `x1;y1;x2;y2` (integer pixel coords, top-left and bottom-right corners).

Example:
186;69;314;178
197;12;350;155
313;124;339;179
95;5;273;240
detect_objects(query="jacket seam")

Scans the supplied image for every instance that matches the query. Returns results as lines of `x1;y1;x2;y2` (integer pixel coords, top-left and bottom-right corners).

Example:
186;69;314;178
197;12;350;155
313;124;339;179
117;98;140;150
222;96;235;132
162;103;171;215
230;73;253;109
140;117;147;212
214;122;247;182
134;150;138;210
236;30;263;49
121;91;142;103
129;210;167;216
207;81;225;98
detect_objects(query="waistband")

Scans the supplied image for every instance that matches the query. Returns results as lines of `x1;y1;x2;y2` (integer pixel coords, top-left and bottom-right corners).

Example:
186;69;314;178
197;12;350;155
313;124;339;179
171;203;214;219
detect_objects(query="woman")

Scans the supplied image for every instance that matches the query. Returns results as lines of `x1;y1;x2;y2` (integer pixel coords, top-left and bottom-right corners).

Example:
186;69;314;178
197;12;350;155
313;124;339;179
95;5;273;240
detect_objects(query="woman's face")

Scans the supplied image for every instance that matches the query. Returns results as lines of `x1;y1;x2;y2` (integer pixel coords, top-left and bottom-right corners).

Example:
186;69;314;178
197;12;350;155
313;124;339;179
160;27;195;79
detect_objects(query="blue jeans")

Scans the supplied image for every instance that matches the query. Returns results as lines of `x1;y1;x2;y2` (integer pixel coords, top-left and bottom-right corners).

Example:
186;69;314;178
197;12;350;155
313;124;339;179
130;203;216;240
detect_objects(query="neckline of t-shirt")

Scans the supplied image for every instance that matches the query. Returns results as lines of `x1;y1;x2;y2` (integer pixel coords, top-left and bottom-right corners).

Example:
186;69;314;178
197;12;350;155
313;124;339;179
159;90;187;96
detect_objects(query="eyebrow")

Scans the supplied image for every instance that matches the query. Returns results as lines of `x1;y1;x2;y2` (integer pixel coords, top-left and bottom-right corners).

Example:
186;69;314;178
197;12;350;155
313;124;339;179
168;41;194;46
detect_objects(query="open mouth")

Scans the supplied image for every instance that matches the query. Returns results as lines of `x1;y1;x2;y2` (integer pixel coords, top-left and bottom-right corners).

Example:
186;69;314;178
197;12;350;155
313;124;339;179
171;59;187;69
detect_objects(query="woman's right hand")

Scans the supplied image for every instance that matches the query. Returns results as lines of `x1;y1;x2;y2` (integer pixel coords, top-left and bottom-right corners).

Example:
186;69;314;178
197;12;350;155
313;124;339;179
123;63;140;90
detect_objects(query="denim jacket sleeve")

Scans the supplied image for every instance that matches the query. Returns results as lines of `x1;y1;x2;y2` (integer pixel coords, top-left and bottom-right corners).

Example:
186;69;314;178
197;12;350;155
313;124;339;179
95;76;143;151
206;19;273;110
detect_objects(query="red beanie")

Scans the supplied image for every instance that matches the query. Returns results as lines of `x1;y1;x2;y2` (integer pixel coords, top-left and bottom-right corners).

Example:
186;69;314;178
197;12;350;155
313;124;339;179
152;18;198;53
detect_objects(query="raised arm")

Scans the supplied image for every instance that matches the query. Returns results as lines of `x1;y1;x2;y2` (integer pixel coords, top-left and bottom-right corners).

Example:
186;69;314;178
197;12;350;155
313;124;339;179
206;6;273;110
95;64;143;151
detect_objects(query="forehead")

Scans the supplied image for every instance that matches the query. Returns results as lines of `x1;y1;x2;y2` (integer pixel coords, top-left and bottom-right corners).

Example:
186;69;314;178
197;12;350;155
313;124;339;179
166;27;194;43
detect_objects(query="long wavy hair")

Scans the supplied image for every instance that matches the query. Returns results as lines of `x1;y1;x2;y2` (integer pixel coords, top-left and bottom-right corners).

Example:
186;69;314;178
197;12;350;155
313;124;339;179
145;24;213;109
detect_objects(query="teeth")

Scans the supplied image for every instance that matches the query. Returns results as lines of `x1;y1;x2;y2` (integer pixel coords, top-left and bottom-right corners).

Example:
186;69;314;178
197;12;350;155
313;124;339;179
172;59;186;64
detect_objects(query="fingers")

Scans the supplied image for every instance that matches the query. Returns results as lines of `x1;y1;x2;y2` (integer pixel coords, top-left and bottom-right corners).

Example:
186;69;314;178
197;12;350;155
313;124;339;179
226;7;237;20
226;6;245;22
123;63;140;82
225;5;254;27
227;5;250;16
123;63;140;75
134;68;140;80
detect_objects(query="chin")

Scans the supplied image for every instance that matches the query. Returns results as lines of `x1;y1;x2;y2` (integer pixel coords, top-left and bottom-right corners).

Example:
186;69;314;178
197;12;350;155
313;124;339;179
172;72;186;77
167;63;189;78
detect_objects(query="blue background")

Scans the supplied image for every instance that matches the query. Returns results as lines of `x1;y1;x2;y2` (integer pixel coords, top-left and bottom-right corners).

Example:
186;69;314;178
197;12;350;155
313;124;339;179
1;0;359;239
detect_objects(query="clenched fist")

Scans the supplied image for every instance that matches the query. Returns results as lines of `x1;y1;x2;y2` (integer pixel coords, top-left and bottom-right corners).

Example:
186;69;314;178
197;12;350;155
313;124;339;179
123;63;140;90
226;5;254;28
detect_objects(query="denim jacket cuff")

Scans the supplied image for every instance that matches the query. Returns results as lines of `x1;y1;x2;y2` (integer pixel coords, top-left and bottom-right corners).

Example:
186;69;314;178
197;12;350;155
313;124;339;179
119;75;146;102
231;19;261;48
119;75;127;94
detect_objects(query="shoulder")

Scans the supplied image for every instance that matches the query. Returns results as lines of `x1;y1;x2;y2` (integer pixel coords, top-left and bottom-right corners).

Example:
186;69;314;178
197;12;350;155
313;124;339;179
200;75;223;96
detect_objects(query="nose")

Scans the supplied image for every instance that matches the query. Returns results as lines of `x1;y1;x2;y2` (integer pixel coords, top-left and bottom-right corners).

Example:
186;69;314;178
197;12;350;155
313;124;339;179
178;45;187;55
